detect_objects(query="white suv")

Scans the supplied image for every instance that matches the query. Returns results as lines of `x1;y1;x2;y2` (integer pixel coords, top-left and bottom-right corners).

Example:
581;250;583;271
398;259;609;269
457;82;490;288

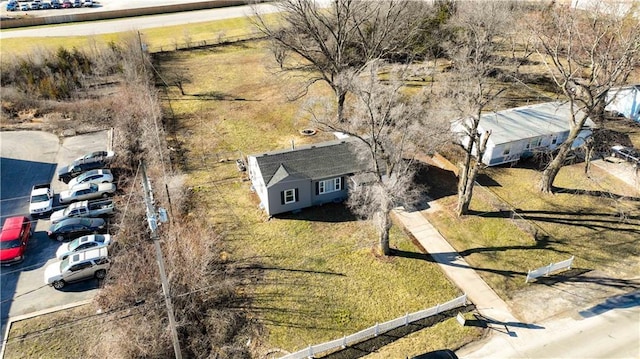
44;247;109;289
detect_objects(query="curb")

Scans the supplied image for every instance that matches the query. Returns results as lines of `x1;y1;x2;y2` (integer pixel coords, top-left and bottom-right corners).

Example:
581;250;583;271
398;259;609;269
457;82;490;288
0;299;92;359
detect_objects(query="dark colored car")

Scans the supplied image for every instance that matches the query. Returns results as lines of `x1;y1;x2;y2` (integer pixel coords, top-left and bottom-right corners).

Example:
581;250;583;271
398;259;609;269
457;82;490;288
0;216;32;266
47;217;106;242
611;145;640;165
57;158;108;183
411;349;459;359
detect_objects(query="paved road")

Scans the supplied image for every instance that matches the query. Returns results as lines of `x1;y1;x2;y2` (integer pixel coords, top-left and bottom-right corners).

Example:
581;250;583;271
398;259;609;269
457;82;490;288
457;291;640;358
0;2;280;39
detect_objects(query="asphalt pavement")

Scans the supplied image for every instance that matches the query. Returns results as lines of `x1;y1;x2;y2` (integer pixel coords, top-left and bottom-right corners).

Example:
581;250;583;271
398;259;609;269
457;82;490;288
0;130;110;343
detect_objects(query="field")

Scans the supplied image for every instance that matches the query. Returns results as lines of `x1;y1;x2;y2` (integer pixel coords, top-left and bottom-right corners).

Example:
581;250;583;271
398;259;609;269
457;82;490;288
157;41;485;354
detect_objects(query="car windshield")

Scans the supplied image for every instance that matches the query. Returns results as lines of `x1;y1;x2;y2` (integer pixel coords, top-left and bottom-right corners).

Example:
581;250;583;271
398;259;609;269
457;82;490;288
67;237;82;251
31;194;49;202
0;239;22;249
60;257;70;271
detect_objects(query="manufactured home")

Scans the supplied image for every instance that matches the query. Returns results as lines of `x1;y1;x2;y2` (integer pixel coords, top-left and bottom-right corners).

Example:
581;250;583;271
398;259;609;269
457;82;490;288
605;85;640;122
452;102;594;167
247;139;367;216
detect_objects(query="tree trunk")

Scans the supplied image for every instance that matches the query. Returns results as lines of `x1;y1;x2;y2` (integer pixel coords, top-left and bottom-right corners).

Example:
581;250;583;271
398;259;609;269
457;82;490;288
456;129;489;216
336;89;347;123
539;123;584;193
379;210;391;256
539;142;571;193
457;161;481;216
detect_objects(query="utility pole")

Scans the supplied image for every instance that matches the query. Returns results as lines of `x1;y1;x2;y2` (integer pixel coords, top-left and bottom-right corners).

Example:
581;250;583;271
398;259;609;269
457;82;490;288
141;160;182;359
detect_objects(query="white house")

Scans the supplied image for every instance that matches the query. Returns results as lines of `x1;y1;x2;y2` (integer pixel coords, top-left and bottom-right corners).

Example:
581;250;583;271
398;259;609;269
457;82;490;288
452;101;595;167
605;85;640;122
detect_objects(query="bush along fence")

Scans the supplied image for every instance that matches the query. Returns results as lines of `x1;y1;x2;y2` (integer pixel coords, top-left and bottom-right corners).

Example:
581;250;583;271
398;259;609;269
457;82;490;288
525;256;575;283
278;294;468;359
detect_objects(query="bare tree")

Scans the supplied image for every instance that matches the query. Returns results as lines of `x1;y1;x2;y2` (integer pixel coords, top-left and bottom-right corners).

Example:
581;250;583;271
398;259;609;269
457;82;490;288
252;0;428;122
532;0;640;193
312;63;449;255
441;1;520;216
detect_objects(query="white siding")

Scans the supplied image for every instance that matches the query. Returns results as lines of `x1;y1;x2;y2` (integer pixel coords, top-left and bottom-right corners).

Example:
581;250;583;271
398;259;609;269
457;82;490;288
247;156;269;214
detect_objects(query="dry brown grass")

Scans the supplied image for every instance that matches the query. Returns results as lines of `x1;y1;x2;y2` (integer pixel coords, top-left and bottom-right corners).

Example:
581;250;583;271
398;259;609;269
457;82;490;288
159;41;482;353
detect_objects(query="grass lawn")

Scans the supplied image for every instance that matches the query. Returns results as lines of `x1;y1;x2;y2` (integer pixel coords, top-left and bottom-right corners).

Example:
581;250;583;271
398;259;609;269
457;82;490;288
4;305;97;359
0;14;266;57
424;161;640;300
166;41;481;352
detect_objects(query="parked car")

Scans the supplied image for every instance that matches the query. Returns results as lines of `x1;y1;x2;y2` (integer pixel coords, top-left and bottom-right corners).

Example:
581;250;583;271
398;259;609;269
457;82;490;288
30;1;41;10
29;183;54;217
74;150;115;163
51;0;61;8
6;1;19;11
83;0;92;6
58;157;109;183
21;3;29;10
41;1;51;9
611;145;640;165
67;169;113;189
61;0;72;8
44;247;109;289
47;217;106;242
59;183;116;204
50;199;115;224
0;216;32;266
56;234;111;260
72;0;81;7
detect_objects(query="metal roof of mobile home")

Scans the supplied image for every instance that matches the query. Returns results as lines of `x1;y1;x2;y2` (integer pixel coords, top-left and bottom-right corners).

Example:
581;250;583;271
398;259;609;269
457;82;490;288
480;101;592;145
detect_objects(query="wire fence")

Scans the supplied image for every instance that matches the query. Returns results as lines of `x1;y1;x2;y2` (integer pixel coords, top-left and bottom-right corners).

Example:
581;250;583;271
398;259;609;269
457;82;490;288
278;294;468;359
525;256;575;283
147;32;267;53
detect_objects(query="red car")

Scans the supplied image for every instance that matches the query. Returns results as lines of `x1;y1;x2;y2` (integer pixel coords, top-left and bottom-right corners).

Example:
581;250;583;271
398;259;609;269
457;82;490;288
62;0;72;8
0;216;32;266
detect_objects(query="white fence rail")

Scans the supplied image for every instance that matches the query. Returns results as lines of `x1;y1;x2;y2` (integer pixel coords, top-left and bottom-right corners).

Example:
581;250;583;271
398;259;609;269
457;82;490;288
525;256;575;283
279;294;468;359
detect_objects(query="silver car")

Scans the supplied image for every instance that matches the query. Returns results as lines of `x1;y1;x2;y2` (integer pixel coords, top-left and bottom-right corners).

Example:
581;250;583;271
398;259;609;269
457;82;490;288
44;247;109;289
56;234;112;260
59;182;116;204
67;169;114;189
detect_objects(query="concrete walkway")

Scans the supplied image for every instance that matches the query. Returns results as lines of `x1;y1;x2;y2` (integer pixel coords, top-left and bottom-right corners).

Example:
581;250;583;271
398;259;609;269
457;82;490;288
393;206;521;325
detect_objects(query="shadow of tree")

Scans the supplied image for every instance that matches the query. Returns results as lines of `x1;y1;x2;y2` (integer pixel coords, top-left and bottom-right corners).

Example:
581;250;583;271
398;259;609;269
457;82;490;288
190;91;259;101
276;202;358;223
389;248;531;278
413;163;457;201
468;208;640;235
552;186;640;202
578;290;640;318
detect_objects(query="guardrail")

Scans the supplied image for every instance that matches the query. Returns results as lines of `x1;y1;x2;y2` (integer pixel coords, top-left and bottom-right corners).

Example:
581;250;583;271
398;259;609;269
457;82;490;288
525;256;575;283
279;294;468;359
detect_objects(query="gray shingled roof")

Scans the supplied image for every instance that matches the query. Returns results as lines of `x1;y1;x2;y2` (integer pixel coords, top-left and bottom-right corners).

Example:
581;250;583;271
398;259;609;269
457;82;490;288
251;139;367;188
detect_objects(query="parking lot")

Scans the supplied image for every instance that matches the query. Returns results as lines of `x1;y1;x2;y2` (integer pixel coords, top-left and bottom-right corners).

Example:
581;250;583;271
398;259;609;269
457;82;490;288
0;130;110;334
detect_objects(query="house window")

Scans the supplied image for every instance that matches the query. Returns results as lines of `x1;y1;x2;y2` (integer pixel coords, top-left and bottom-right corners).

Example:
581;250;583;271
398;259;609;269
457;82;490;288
551;135;558;145
318;177;342;194
528;137;541;149
282;189;297;204
503;144;511;155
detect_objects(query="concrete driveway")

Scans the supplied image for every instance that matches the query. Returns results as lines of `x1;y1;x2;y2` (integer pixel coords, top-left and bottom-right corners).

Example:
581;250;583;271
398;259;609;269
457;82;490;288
0;130;111;335
592;157;640;192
